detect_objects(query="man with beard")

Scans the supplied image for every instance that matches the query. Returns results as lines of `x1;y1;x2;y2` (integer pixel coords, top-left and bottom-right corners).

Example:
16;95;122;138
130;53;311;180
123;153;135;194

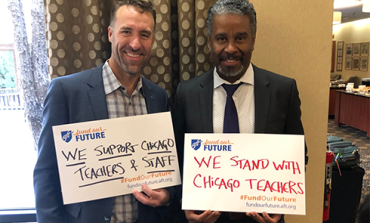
34;1;174;222
172;0;308;222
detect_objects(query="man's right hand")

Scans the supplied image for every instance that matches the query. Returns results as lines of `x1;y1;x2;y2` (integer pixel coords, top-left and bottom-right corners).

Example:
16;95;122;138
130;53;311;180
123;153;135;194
185;210;221;223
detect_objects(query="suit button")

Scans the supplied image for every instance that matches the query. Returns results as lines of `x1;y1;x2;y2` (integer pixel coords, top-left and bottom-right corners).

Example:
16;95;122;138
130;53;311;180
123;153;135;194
104;216;110;221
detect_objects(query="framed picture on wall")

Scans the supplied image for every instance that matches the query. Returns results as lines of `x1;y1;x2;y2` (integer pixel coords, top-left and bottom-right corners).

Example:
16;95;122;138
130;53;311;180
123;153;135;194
336;57;342;71
336;41;344;71
346;43;353;56
337;64;342;71
345;57;352;70
352;57;360;70
338;41;343;50
360;57;368;71
353;43;361;56
331;41;336;72
361;42;369;56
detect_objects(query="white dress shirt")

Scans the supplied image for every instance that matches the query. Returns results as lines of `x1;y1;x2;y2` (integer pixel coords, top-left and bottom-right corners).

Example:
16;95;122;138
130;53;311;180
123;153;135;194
213;63;255;133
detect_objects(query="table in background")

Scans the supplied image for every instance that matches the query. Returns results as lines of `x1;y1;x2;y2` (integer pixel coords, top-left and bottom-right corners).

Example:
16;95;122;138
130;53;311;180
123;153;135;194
328;87;345;117
334;90;370;137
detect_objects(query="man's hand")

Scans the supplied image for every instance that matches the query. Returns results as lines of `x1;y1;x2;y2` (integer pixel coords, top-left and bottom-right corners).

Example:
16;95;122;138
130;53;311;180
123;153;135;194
246;212;281;223
133;184;170;207
185;210;220;223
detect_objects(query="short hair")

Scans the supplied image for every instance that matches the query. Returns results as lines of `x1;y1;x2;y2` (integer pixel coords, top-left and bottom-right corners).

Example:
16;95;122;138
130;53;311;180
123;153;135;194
110;0;156;30
206;0;257;37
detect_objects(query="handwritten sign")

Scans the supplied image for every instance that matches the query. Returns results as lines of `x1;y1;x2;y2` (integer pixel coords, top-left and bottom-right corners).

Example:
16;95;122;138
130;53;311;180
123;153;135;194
182;134;305;215
52;112;181;204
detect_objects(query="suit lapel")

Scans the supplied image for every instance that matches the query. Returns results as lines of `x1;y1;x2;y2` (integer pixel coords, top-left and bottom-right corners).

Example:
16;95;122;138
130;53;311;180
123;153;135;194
87;65;109;120
253;65;270;133
199;70;214;133
141;78;157;114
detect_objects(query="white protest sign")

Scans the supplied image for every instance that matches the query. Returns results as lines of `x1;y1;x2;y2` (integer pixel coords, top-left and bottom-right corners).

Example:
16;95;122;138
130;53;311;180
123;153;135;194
52;112;181;204
182;134;305;215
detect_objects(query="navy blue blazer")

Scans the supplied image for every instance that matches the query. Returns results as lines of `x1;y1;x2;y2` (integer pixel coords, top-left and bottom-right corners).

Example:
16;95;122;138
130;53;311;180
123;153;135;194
34;65;174;223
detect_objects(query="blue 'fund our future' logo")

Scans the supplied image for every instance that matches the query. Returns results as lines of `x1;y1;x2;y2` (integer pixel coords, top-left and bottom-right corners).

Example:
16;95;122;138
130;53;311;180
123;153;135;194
191;139;202;151
61;130;73;143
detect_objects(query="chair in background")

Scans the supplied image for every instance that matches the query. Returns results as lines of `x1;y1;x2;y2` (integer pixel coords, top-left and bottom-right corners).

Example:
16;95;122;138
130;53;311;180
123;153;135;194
347;76;362;88
330;74;341;81
362;78;370;87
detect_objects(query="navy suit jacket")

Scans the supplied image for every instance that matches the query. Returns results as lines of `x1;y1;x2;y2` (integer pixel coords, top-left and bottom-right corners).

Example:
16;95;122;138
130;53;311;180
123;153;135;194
34;65;174;223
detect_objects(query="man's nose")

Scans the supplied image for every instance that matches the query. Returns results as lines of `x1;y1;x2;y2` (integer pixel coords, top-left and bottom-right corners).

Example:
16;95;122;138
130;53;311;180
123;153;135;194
129;35;141;51
225;41;237;54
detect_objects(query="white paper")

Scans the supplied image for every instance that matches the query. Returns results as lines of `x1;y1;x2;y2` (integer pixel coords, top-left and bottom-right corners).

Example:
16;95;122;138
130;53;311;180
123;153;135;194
52;112;181;204
182;133;305;215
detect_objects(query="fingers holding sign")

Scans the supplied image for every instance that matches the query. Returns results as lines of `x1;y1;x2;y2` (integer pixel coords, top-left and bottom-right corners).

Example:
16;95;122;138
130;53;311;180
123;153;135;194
246;212;281;223
133;184;170;207
185;210;221;223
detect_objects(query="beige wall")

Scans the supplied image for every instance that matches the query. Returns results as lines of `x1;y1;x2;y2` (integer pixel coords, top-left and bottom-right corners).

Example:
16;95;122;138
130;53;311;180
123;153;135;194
250;1;333;222
332;18;370;81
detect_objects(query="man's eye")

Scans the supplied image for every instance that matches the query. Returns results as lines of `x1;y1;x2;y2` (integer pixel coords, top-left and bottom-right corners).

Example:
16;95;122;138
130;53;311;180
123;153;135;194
237;37;245;41
218;37;226;42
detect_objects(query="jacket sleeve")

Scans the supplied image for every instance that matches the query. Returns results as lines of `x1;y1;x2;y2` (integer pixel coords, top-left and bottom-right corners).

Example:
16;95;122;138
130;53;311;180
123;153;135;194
285;79;308;165
33;79;68;223
171;82;185;177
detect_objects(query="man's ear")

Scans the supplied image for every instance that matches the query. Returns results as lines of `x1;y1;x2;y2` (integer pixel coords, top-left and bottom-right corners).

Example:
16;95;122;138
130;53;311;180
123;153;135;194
108;26;113;43
207;40;213;63
251;35;256;51
151;36;156;50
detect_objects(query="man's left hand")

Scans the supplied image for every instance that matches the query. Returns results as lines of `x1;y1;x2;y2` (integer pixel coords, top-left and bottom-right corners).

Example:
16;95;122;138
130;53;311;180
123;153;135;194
133;184;170;207
246;212;281;223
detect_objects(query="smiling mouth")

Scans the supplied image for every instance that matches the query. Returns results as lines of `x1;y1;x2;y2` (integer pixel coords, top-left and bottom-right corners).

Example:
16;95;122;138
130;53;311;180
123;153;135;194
222;59;240;66
126;52;141;58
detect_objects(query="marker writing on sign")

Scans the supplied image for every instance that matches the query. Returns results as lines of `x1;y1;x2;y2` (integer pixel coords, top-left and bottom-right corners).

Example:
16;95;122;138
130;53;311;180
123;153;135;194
94;143;138;157
230;157;301;174
272;160;301;174
245;179;304;194
61;138;177;189
192;156;239;192
194;156;221;169
62;148;87;166
141;138;175;151
142;155;176;168
141;138;177;173
230;156;269;171
74;162;125;181
193;174;240;192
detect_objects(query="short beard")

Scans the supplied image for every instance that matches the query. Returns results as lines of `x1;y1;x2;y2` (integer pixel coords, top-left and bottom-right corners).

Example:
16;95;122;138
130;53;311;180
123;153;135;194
120;62;142;76
113;49;144;76
218;65;245;77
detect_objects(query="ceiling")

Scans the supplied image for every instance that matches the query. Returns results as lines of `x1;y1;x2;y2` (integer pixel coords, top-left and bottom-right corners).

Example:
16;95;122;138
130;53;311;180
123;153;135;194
335;4;370;23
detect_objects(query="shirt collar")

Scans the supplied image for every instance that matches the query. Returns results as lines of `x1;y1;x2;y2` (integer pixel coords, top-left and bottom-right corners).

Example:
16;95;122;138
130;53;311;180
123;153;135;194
102;60;143;95
213;62;254;89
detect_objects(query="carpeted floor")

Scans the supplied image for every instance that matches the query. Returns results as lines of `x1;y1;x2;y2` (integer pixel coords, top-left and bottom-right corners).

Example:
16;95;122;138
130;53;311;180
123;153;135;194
327;118;370;202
